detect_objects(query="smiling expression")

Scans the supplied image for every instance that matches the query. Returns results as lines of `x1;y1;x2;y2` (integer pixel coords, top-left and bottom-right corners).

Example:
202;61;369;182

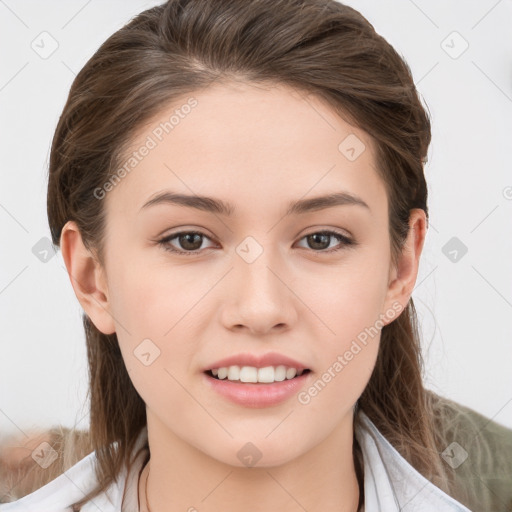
81;79;407;466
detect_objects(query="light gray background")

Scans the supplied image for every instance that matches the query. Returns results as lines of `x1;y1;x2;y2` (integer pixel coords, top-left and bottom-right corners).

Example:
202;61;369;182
1;0;511;439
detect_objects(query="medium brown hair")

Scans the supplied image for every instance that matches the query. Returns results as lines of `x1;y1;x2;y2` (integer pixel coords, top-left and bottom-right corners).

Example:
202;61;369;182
43;0;456;508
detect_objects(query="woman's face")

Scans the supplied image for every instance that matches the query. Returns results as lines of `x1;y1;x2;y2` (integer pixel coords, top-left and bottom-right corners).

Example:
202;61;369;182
77;81;419;466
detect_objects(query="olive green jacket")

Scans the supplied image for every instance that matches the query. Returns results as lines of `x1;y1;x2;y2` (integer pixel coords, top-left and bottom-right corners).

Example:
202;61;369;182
433;394;512;512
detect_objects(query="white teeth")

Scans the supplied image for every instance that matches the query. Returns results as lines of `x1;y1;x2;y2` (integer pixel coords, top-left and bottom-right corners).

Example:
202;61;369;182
210;365;306;383
228;365;240;381
257;366;274;383
274;365;286;381
240;366;258;382
286;367;297;379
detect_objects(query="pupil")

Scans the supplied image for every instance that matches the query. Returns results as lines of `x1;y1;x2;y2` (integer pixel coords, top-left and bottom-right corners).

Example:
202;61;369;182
308;233;329;250
180;233;201;250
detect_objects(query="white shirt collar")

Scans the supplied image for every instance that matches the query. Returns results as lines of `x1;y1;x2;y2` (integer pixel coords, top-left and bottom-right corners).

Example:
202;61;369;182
355;411;471;511
0;413;471;512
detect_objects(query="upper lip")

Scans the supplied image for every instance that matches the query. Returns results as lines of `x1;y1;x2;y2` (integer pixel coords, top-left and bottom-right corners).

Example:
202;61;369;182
204;352;309;372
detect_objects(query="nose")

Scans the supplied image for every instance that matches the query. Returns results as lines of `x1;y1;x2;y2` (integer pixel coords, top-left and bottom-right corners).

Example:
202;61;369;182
220;244;298;336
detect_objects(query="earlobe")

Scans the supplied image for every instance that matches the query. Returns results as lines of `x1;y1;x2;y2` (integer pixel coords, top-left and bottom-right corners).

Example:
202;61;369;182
59;221;116;335
382;209;427;323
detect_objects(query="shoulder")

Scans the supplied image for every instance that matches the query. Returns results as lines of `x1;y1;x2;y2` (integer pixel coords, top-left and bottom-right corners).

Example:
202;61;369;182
0;450;99;512
0;427;94;503
356;410;472;511
430;392;512;512
0;426;148;512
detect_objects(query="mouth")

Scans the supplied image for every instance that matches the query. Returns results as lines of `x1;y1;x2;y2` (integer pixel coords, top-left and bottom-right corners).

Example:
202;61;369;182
203;365;313;408
204;366;312;384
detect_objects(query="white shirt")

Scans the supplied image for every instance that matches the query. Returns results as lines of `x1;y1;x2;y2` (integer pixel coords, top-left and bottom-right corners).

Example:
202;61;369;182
0;411;472;512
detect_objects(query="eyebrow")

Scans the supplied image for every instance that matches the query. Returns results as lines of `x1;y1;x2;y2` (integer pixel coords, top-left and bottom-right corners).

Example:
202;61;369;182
140;190;370;216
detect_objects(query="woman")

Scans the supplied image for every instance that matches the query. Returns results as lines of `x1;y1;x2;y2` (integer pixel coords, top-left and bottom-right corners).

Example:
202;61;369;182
1;0;510;511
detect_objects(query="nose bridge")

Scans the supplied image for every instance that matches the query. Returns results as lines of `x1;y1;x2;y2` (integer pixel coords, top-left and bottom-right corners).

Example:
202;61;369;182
225;234;296;331
235;234;283;301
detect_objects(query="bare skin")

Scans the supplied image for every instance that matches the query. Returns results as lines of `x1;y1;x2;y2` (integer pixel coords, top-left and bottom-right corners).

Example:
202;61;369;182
60;80;426;512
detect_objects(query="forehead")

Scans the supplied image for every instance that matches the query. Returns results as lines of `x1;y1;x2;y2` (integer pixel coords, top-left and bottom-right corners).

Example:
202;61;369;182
105;80;387;218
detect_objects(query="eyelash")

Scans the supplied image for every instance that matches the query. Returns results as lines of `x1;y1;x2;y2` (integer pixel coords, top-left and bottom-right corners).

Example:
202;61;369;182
156;230;356;256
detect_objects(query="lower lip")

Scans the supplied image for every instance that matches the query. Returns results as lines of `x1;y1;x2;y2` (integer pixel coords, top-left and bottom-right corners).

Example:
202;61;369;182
202;371;312;408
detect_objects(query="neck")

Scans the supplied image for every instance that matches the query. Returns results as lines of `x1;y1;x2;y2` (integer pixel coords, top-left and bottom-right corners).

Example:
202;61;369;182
138;413;361;512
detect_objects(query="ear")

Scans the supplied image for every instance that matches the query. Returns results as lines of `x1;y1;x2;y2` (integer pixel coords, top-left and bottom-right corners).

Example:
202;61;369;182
59;220;116;335
381;208;427;324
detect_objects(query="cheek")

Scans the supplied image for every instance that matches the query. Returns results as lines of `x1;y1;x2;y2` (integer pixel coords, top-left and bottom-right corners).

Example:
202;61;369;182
106;249;199;336
299;286;382;415
106;255;206;383
110;267;199;417
302;261;387;394
307;259;389;337
299;340;379;424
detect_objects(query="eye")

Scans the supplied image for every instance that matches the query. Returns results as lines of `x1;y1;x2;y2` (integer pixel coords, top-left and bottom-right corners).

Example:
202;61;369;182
157;229;356;256
157;231;216;256
295;230;356;253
